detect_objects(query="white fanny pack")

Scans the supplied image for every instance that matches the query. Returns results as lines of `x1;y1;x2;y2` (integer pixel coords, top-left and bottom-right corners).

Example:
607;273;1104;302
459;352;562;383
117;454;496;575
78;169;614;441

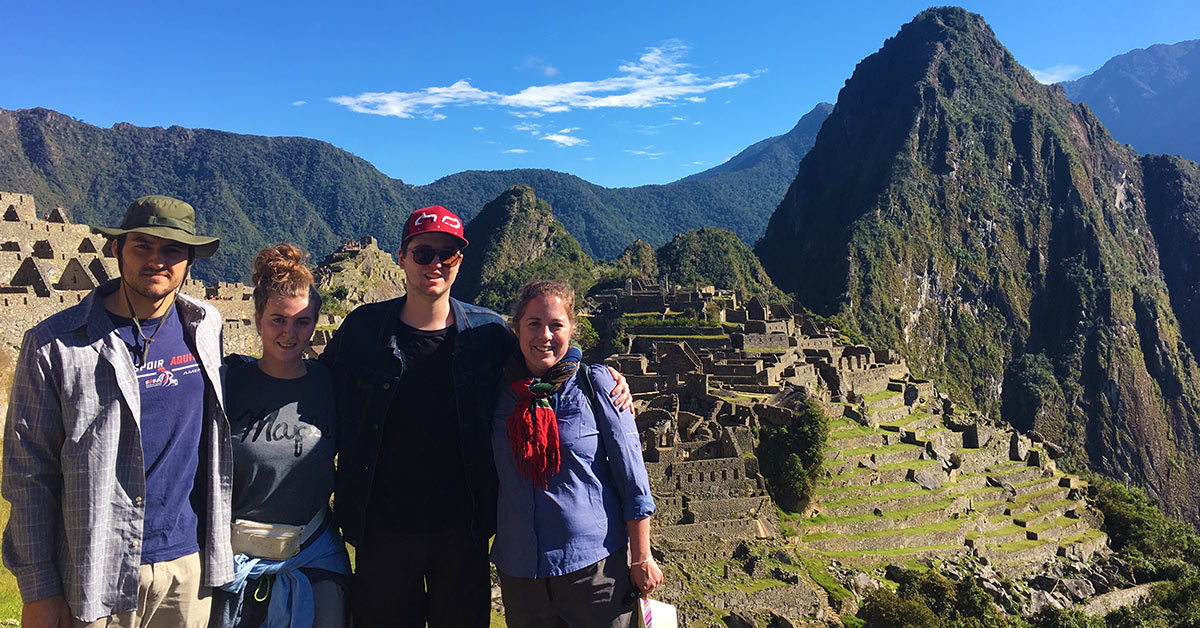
231;508;326;561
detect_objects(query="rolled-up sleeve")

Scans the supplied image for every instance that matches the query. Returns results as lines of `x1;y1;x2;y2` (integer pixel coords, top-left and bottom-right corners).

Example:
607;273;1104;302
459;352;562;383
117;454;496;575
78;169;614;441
588;365;656;522
2;329;65;602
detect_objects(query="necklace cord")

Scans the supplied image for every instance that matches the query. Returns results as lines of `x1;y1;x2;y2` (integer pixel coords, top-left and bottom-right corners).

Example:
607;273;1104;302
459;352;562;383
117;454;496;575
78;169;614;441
121;282;174;365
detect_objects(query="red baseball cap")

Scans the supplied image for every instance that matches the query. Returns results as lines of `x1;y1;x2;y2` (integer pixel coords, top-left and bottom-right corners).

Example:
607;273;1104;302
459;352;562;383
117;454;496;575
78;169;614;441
402;205;469;247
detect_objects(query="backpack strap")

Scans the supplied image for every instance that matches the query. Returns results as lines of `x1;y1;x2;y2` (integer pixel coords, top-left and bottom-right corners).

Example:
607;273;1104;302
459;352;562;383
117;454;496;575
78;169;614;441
576;363;607;426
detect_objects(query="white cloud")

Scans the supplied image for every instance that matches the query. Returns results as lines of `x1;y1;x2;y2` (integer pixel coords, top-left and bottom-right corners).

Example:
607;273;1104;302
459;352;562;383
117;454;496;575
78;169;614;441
686;161;706;166
626;147;665;158
291;100;307;106
583;156;596;161
1029;64;1085;84
557;127;580;133
540;133;588;147
504;148;529;154
473;126;485;131
638;121;677;134
671;116;686;121
513;122;541;135
516;56;559;77
331;42;752;120
428;113;447;121
692;121;702;126
329;79;497;118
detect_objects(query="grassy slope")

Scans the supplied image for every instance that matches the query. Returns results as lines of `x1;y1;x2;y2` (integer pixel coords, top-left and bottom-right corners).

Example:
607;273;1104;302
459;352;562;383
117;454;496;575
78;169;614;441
0;445;22;621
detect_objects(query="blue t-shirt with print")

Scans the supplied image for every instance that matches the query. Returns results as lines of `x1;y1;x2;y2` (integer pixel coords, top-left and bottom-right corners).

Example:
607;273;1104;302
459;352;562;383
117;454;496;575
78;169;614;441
109;306;205;564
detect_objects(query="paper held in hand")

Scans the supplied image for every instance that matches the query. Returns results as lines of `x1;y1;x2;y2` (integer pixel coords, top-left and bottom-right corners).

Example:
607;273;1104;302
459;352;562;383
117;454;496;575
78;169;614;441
638;598;678;628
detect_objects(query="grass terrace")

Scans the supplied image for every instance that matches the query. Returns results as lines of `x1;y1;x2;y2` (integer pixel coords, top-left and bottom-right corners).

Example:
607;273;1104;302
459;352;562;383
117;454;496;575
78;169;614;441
796;393;1105;580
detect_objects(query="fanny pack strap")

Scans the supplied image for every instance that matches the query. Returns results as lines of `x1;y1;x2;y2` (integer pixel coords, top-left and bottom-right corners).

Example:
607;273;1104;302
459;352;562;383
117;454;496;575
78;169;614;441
298;507;328;548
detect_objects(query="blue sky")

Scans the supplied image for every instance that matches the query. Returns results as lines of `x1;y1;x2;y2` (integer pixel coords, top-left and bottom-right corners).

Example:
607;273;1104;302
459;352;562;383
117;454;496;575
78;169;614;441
3;1;1197;188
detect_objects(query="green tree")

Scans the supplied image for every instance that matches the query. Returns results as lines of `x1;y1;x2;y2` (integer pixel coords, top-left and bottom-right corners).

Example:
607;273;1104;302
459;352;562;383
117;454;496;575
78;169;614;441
858;589;942;628
575;316;599;353
1094;480;1200;581
757;402;828;511
1026;608;1102;628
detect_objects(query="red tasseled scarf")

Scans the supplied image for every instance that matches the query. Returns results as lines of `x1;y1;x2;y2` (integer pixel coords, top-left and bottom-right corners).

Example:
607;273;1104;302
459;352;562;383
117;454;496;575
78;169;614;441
507;378;561;489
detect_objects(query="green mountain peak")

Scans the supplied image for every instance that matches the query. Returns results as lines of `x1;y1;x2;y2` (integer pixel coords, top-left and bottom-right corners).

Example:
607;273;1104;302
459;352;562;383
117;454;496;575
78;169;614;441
455;185;594;313
757;7;1200;522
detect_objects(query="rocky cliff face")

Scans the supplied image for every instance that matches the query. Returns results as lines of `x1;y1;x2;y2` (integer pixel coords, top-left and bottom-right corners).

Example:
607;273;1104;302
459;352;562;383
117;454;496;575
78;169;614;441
756;7;1200;521
455;185;594;312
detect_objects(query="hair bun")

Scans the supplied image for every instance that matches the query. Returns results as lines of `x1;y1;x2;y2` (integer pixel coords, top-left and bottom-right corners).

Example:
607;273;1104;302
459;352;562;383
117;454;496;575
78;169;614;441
251;243;320;316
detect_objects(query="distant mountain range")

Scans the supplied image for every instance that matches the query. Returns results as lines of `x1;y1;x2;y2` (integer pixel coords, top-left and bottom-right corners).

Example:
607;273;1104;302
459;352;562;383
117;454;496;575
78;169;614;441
1061;39;1200;162
0;103;830;283
757;7;1200;523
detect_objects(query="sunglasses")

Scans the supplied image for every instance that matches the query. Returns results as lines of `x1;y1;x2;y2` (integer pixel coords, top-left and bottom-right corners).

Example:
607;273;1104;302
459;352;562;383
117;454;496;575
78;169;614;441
407;246;463;266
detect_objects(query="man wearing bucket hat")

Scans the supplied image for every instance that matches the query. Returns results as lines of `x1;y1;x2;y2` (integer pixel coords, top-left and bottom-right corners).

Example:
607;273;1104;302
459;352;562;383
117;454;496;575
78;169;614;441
320;205;631;627
2;195;233;628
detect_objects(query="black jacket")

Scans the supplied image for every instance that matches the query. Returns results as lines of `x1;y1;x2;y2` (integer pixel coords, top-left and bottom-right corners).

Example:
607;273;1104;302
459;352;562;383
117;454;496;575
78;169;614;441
319;295;514;544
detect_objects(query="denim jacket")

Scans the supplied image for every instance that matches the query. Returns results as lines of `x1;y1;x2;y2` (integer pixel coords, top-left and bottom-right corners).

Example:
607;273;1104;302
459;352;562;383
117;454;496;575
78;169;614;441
319;296;514;545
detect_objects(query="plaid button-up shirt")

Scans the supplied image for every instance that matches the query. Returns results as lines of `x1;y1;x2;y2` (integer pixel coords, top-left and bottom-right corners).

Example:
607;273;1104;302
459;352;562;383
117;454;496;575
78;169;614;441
2;280;234;622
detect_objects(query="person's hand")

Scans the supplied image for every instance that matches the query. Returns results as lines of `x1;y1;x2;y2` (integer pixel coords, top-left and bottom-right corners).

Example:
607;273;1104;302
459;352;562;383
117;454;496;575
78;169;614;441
22;595;71;628
607;366;633;413
630;557;663;599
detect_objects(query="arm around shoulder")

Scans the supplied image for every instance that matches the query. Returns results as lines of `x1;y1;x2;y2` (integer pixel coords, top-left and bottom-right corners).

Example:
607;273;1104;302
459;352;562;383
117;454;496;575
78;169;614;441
588;365;656;522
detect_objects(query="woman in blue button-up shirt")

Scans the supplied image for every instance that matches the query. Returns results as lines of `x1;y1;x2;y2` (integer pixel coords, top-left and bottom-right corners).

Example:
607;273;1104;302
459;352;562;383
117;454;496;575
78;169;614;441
491;280;662;628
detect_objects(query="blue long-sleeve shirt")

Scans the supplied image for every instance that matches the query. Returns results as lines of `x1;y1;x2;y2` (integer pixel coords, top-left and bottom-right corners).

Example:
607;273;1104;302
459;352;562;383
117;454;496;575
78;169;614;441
491;364;656;579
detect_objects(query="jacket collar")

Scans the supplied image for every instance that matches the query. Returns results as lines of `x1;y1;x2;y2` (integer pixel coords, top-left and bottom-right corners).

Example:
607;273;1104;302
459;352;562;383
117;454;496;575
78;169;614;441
71;279;208;345
385;294;477;339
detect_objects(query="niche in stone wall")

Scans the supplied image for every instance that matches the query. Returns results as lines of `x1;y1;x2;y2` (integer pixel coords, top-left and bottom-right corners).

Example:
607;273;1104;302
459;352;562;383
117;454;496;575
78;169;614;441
3;205;18;221
78;239;98;254
89;258;114;283
0;242;19;252
55;259;97;291
46;207;69;223
32;240;53;259
11;257;51;297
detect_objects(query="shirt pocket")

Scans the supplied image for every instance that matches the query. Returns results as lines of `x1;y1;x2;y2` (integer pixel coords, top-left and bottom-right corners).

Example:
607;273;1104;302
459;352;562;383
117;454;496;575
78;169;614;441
558;401;599;461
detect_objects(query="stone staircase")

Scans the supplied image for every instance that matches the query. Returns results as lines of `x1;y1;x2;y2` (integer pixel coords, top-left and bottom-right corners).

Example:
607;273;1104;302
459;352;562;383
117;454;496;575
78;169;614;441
793;383;1108;579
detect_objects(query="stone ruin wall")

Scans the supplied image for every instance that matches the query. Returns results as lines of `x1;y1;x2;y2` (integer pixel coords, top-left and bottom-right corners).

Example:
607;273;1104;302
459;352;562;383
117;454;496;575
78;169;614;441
0;192;263;356
0;193;37;223
670;457;753;494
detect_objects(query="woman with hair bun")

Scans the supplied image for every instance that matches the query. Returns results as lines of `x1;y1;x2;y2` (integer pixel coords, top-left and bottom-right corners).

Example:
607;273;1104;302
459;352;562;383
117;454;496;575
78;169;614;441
212;243;350;628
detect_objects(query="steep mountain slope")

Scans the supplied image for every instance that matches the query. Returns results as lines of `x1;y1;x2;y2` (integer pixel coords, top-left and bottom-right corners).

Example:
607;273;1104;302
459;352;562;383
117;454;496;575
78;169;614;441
0;108;408;281
656;228;782;298
757;7;1200;521
0;103;828;282
1061;40;1200;162
678;102;832;182
454;185;594;313
1142;155;1200;361
593;239;661;291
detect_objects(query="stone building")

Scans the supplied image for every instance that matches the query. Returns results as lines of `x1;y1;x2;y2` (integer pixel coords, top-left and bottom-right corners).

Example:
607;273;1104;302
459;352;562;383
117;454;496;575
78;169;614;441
0;192;260;354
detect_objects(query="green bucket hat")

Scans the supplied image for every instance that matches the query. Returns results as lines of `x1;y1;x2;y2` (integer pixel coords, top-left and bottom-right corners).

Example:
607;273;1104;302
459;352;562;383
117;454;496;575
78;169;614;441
91;195;220;258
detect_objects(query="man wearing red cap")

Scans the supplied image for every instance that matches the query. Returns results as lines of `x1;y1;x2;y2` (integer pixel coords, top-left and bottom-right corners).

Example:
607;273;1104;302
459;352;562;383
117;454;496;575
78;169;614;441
320;205;629;627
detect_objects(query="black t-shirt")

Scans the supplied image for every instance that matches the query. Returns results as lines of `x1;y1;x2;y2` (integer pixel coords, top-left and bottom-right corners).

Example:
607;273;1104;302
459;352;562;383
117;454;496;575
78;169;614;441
224;360;337;526
369;320;472;531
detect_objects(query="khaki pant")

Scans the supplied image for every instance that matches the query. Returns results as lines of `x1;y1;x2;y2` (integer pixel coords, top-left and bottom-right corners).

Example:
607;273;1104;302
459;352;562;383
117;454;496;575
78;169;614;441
73;552;211;628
